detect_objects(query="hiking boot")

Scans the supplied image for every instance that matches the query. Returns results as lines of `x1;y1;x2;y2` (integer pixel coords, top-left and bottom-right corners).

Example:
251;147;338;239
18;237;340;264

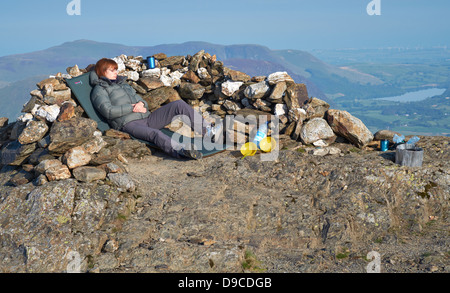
178;147;203;160
204;123;223;143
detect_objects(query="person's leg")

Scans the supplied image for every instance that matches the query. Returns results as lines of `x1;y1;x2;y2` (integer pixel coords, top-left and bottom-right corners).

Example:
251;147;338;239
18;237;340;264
145;100;207;135
122;119;183;158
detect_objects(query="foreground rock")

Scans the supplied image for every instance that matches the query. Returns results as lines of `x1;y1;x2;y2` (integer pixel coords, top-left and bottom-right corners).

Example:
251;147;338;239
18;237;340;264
0;136;448;273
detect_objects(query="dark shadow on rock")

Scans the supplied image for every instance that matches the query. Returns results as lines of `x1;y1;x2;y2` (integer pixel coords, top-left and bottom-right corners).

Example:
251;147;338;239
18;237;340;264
378;151;395;162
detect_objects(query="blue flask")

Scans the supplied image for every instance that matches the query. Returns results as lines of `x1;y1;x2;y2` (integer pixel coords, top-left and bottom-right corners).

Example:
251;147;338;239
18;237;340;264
252;121;269;149
147;56;156;69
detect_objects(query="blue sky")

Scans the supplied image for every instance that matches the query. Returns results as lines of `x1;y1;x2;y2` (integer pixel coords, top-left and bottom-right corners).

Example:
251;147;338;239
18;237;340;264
0;0;449;56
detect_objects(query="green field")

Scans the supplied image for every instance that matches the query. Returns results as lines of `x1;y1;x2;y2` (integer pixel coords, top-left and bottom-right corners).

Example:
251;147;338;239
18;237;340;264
312;48;450;136
334;95;450;136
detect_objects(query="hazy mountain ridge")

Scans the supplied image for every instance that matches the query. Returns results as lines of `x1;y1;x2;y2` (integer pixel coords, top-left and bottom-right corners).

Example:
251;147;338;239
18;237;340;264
0;39;384;121
0;75;49;120
1;40;448;135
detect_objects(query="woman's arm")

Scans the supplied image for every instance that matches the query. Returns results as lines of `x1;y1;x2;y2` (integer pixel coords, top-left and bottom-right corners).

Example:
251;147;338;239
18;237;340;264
91;86;134;120
126;85;149;110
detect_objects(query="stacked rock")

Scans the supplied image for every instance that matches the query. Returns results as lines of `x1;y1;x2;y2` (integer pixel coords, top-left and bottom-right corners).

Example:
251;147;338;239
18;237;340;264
0;50;374;186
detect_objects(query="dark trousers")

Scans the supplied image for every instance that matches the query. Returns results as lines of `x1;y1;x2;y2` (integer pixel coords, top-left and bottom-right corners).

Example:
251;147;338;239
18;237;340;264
121;100;206;158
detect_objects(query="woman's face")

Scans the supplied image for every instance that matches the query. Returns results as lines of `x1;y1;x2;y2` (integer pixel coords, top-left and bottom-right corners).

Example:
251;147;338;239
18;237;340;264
104;67;118;80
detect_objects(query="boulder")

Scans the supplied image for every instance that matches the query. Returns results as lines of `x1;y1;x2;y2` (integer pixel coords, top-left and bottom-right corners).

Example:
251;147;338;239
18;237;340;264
288;108;307;123
18;120;49;145
0;141;37;165
82;134;108;154
284;83;309;109
159;55;185;68
125;59;142;71
66;65;83;77
221;80;243;97
303;97;330;119
122;71;139;82
374;129;403;142
72;166;107;182
28;148;55;165
142;87;175;112
253;99;272;112
48;89;72;105
34;159;64;175
188;50;205;72
178;82;205;100
267;71;294;85
268;81;287;101
300;118;336;145
35;105;61;123
141;68;161;79
274;104;288;117
326;109;374;148
0;117;9;128
45;164;72;181
223;100;241;113
47;117;97;155
112;56;126;73
57;103;76;122
244;81;270;100
107;172;136;192
137;77;164;91
197;68;211;80
181;70;200;84
63;146;92;169
225;68;251;82
37;78;61;90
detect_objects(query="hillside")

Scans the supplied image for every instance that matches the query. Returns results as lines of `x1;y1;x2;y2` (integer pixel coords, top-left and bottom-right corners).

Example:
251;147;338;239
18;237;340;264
0;75;48;120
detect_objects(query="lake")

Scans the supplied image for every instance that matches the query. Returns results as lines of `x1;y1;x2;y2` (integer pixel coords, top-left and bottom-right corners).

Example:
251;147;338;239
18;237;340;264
378;88;446;103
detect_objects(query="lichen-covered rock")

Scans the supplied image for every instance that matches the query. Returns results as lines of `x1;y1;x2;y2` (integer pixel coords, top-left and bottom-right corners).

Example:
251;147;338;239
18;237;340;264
72;166;106;182
47;117;97;155
45;163;72;181
17;120;49;145
178;82;205;100
63;146;92;169
142;87;177;112
0;140;36;165
107;172;136;192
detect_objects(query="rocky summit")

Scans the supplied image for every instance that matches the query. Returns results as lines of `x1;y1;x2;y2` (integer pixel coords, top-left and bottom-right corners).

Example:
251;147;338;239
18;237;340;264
0;51;448;273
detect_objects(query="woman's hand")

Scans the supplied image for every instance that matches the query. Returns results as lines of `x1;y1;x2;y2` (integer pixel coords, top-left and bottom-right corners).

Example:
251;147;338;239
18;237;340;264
132;101;147;113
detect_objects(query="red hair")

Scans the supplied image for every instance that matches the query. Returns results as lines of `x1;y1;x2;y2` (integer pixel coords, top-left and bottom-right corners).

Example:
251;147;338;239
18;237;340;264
95;58;118;78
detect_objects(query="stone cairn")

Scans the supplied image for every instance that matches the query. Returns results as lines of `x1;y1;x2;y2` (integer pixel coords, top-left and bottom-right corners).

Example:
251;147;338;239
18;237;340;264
0;50;374;186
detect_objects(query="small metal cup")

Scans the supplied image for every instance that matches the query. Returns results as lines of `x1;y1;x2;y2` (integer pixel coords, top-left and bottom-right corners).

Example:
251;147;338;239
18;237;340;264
380;139;389;152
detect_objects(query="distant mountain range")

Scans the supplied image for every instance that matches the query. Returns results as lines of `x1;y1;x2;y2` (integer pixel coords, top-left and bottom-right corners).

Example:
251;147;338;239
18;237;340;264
0;40;384;120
